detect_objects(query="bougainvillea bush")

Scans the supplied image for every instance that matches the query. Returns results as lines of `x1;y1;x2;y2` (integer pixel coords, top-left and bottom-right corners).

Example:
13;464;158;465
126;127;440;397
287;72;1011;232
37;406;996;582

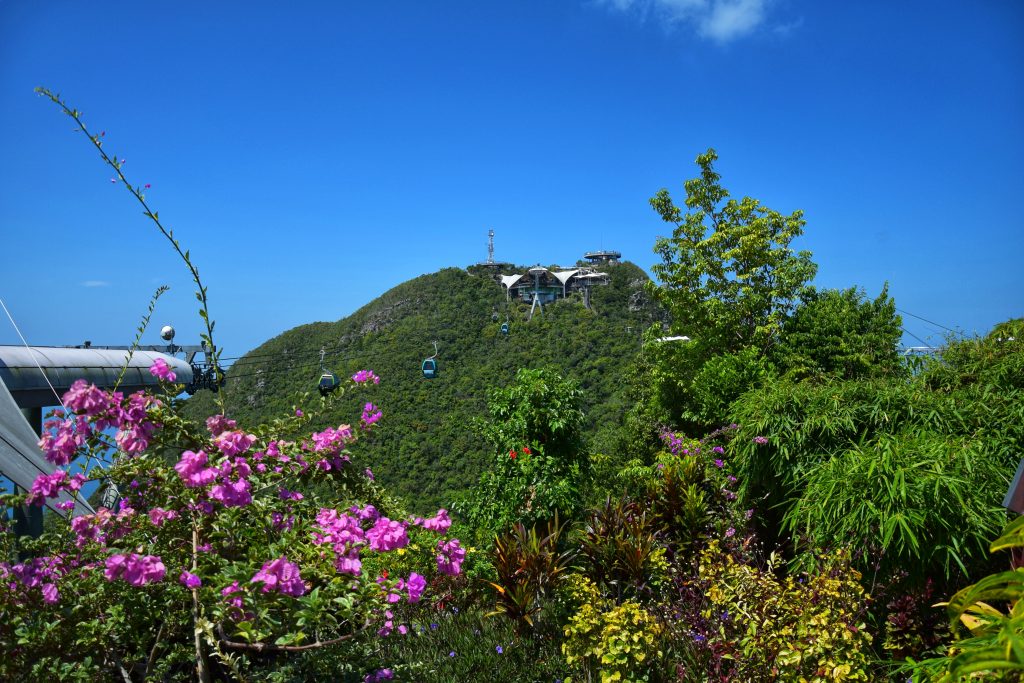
0;369;467;681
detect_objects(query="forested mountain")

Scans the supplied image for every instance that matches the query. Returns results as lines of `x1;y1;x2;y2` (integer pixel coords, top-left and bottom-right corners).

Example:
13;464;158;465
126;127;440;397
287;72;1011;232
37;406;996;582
185;261;661;511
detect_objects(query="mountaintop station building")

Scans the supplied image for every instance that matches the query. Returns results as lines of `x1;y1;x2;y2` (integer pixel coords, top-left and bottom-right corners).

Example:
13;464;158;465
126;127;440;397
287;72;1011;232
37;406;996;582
500;265;610;307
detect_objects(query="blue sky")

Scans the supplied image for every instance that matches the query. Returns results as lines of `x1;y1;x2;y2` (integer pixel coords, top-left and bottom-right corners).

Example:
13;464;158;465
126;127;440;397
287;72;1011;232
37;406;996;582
1;0;1021;360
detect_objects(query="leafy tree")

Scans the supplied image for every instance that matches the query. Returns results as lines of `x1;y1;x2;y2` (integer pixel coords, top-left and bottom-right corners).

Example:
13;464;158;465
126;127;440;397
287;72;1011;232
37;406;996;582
458;368;589;538
774;284;904;380
648;148;817;355
641;148;816;431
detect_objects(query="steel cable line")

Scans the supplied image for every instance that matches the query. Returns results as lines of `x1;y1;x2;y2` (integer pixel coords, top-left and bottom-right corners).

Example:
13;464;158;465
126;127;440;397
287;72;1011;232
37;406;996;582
896;308;958;335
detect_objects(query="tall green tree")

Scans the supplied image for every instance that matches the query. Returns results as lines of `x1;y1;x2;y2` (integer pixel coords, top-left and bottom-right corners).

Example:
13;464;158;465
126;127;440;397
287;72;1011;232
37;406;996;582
773;284;904;380
648;148;817;354
641;149;817;431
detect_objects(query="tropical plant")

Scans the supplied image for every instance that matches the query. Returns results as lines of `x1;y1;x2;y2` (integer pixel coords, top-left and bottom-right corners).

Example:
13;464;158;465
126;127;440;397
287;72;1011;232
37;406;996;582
486;514;575;634
906;515;1024;681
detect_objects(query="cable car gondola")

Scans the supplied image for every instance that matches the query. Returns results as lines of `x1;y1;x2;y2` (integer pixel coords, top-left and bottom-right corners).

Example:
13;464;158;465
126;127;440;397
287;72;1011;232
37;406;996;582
500;322;509;335
317;347;340;396
421;341;439;379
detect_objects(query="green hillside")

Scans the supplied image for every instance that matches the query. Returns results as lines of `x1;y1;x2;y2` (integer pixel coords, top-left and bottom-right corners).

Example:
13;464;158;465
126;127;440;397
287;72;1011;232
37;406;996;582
185;261;661;511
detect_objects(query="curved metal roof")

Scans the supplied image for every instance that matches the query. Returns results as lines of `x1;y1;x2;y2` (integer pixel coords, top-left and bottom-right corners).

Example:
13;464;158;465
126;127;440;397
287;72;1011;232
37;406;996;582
0;346;193;408
0;375;94;517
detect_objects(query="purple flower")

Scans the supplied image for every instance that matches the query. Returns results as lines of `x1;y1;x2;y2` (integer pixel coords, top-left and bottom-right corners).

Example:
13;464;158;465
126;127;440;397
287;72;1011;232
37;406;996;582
714;459;724;468
754;436;769;445
361;402;382;428
251;556;306;597
352;369;381;385
366;517;409;552
437;538;465;576
406;572;427;603
105;553;165;586
149;358;176;382
180;571;202;589
496;645;503;654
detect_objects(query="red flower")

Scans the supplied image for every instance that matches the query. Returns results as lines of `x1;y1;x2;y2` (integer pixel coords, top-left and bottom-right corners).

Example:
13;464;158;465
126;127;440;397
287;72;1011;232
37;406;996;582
522;446;531;456
509;450;517;459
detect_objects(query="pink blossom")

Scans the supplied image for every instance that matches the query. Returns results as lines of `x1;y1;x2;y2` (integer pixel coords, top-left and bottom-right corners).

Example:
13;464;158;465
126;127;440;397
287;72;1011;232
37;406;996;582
278;488;304;501
436;538;465;576
364;467;375;481
38;419;84;466
309;425;353;454
414;509;452;533
361;403;382;427
209;477;252;507
149;358;177;382
41;583;59;604
366;517;408;552
180;571;202;589
250;556;305;597
754;436;769;445
27;470;86;506
115;421;155;454
349;504;379;523
351;369;381;385
205;414;237;437
63;380;112;416
105;553;165;586
148;508;179;526
222;581;244;610
406;572;426;603
214;430;256;457
174;450;219;488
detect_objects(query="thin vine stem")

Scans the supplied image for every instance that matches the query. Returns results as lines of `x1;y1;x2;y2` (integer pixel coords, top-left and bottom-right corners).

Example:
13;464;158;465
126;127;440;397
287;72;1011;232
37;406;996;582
36;87;226;412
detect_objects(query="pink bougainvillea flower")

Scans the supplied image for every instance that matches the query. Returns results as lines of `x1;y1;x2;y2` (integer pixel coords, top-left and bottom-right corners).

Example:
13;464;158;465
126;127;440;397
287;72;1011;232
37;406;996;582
361;402;382;427
250;556;305;597
149;358;176;382
351;369;380;385
366;517;409;552
174;450;219;488
436;538;465;576
179;571;202;589
413;509;452;533
406;572;426;603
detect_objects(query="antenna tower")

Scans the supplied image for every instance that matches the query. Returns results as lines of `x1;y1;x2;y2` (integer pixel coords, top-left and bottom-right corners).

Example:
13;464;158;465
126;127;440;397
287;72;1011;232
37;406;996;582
487;229;495;264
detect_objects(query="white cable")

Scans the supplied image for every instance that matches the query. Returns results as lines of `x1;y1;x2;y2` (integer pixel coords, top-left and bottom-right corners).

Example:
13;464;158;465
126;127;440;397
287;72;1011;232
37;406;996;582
0;296;66;411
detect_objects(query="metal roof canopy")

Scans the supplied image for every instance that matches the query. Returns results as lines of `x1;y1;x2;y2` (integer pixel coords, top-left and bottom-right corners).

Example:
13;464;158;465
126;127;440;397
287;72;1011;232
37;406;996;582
0;346;193;409
0;375;94;518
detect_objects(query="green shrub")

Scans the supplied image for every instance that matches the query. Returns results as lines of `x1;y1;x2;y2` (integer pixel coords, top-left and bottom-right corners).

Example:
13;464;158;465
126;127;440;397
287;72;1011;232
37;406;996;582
698;541;873;682
561;575;663;683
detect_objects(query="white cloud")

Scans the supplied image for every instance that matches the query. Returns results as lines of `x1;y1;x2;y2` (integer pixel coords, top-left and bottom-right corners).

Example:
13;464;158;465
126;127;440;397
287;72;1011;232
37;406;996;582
597;0;771;43
699;0;766;42
81;280;111;288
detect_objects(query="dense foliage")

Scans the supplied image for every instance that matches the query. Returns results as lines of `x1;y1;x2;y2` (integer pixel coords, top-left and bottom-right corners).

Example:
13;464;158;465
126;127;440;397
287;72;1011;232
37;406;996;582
186;261;660;512
10;99;1021;681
